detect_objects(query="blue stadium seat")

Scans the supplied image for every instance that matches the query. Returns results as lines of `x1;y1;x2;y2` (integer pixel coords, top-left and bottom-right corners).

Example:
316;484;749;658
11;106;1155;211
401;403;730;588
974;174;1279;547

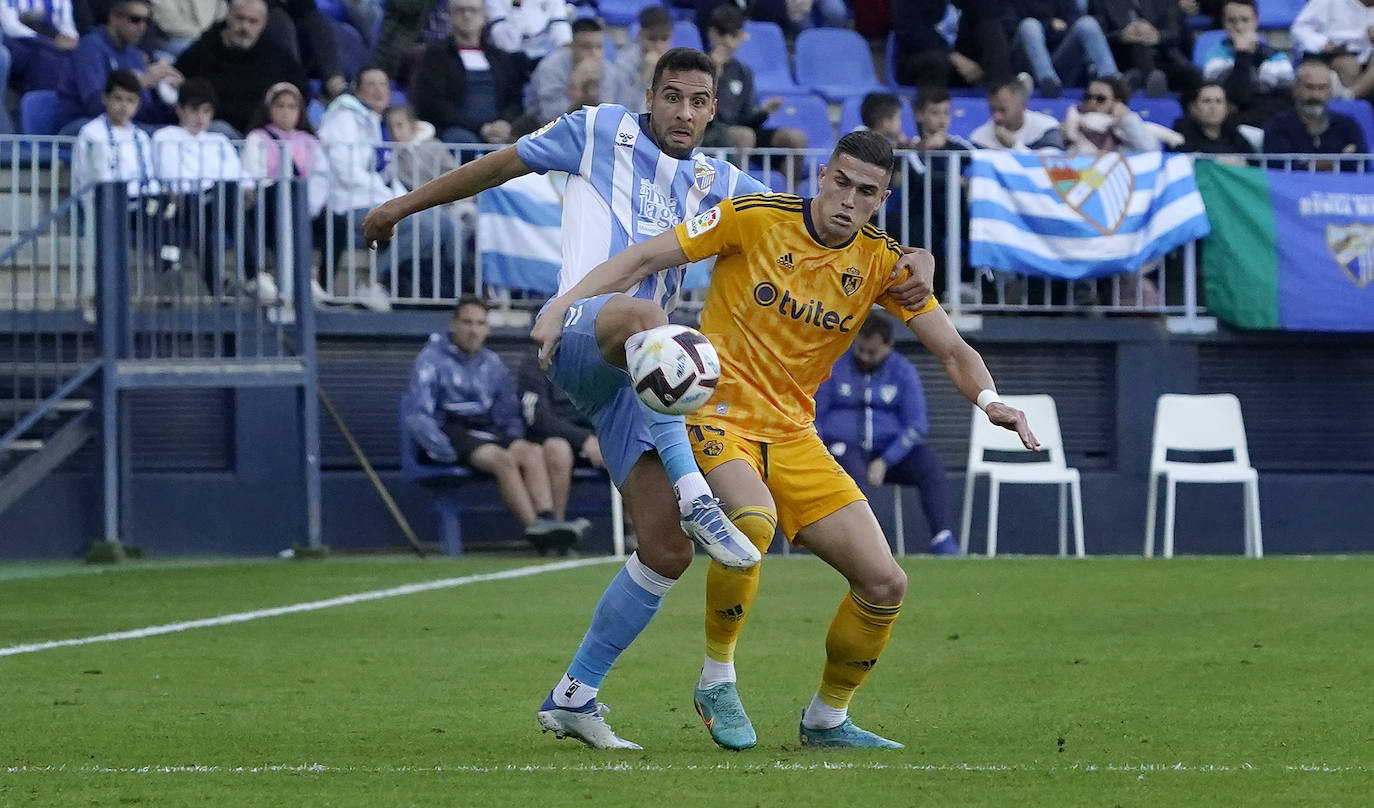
329;18;371;80
598;0;656;27
1330;99;1374;150
399;393;472;555
793;28;883;102
1257;0;1304;30
765;92;835;152
18;90;60;135
1132;97;1183;128
626;19;701;50
946;96;987;139
1027;97;1074;122
1191;29;1226;68
736;21;799;98
315;0;350;23
748;168;790;192
837;94;916;138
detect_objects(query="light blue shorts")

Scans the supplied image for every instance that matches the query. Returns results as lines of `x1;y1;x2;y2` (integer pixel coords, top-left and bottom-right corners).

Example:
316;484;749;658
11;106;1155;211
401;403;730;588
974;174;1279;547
545;293;660;488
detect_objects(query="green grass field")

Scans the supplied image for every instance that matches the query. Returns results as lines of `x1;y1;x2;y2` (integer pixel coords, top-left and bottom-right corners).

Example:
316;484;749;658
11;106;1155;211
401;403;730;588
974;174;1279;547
3;553;1372;806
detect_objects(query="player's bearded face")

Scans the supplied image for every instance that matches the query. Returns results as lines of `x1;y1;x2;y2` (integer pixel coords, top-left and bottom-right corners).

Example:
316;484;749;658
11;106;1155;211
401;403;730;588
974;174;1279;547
647;69;717;158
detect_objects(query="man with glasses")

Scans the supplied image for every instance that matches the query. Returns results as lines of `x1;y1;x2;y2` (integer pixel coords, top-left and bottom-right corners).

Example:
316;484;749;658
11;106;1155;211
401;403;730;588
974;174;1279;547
411;0;525;145
1062;75;1160;155
55;0;182;131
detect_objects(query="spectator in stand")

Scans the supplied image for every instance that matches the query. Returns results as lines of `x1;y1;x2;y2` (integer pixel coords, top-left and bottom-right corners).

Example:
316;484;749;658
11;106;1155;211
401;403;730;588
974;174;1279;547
1173;81;1256;157
261;0;347;101
0;43;12;134
617;6;673;98
1291;0;1374;101
517;351;603;537
174;0;307;135
143;0;222;60
1009;0;1118;98
313;65;458;309
404;296;584;553
1062;74;1165;153
71;69;158;195
893;0;1015;90
526;17;640;123
1200;0;1294;126
151;77;265;296
243;81;323;300
485;0;571;83
815;312;962;557
1262;56;1369;172
970;76;1064;150
56;0;181;131
701;5;807;153
412;0;525;145
1;0;80;95
1091;0;1199;96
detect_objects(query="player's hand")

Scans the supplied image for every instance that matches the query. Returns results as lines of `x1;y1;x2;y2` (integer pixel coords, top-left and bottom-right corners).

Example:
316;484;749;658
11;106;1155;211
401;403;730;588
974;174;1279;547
986;402;1040;451
530;302;569;370
362;201;400;248
888;245;935;309
866;458;887;487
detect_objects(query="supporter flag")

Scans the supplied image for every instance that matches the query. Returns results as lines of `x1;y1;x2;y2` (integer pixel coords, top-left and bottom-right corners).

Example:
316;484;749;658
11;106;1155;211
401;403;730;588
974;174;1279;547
1195;160;1374;332
476;172;565;293
968;151;1211;279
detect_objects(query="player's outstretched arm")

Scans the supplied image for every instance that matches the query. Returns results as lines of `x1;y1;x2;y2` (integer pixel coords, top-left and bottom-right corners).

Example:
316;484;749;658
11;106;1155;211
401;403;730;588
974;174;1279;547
906;305;1041;450
530;230;691;365
363;145;533;246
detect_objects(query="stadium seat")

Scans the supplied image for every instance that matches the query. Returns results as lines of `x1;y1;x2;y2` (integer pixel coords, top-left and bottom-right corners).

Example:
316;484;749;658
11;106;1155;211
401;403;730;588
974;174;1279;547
793;28;883;102
736;21;800;98
959;394;1085;558
946;96;988;140
1027;97;1075;123
1132;97;1183;127
1191;29;1227;69
747;168;790;193
329;18;370;80
1257;0;1304;30
837;95;916;138
764;92;835;152
18;90;60;135
315;0;350;22
627;19;701;50
399;393;473;555
598;0;656;27
1329;99;1374;150
1144;394;1263;559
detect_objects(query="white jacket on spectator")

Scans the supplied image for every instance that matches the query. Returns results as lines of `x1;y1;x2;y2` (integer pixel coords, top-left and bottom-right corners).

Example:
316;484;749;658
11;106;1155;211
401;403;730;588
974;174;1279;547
969;110;1064;152
485;0;572;61
1291;0;1374;64
72;115;160;196
1062;106;1174;155
151;126;251;193
311;92;403;215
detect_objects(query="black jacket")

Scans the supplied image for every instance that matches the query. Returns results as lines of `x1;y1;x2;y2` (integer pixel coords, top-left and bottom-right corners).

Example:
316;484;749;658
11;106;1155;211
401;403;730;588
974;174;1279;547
175;23;309;133
516;355;594;449
412;33;525;134
1171;117;1256;154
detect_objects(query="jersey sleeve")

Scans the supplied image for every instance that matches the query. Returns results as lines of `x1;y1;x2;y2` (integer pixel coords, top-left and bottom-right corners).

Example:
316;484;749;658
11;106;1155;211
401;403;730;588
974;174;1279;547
515;108;589;175
874;240;940;322
673;198;744;263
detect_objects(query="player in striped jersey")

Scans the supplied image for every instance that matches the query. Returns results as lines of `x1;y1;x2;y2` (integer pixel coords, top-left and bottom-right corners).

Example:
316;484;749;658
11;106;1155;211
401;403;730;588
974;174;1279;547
366;49;935;749
534;131;1037;749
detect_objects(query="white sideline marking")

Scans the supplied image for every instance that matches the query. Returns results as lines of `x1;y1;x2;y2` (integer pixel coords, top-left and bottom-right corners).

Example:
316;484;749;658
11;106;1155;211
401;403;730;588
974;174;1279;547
0;557;617;658
3;762;1367;775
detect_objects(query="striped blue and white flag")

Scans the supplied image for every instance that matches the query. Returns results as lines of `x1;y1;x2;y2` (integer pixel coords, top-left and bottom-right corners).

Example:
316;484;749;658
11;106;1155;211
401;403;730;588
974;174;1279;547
968;151;1211;280
476;173;566;293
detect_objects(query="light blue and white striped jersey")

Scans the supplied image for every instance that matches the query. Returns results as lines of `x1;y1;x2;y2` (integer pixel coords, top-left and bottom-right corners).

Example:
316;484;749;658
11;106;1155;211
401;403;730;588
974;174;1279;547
515;104;767;313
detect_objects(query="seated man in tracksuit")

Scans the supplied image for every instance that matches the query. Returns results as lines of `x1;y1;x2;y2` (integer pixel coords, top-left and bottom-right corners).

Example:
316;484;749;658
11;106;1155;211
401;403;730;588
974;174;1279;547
815;310;961;555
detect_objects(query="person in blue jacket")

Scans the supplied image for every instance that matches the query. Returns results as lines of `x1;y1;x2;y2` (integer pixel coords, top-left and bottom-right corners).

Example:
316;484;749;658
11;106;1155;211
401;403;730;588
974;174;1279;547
404;295;581;552
815;310;961;556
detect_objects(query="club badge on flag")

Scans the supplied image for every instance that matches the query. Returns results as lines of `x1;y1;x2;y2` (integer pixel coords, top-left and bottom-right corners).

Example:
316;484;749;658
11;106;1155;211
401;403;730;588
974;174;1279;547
969;151;1211;280
1326;224;1374;288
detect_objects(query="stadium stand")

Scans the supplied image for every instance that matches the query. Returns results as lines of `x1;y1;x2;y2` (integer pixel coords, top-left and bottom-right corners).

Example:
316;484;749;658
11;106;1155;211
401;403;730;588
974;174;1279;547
946;96;986;140
1191;29;1228;68
330;18;371;81
837;94;917;139
764;92;835;152
735;21;799;98
793;28;883;102
627;18;701;50
1257;0;1305;30
1329;99;1374;148
399;392;475;555
598;0;657;27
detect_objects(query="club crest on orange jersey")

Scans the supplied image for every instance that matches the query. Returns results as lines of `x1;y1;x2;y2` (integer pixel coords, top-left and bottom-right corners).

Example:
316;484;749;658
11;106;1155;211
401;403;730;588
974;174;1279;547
841;267;862;296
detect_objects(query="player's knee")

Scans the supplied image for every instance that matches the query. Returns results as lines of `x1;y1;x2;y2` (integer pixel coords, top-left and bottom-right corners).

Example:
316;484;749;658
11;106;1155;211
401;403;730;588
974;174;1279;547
860;564;907;606
637;533;694;578
728;505;778;554
601;296;668;343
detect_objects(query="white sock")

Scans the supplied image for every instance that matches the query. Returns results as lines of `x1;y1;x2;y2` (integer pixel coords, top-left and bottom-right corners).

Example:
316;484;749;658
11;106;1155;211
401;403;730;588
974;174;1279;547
551;674;597;709
697;656;736;689
801;694;847;730
623;331;648;371
675;471;712;516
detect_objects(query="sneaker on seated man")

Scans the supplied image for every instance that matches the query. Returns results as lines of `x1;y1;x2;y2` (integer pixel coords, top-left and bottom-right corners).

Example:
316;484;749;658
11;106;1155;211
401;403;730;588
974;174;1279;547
403;296;582;552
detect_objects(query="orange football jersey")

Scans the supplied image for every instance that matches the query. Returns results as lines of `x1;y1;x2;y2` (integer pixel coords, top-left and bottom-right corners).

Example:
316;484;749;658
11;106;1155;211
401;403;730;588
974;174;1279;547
673;193;938;441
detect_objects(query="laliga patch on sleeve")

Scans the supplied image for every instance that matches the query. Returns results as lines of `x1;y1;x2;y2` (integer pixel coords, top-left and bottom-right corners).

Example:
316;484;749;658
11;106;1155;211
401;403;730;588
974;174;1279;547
530;120;556;138
685;207;721;238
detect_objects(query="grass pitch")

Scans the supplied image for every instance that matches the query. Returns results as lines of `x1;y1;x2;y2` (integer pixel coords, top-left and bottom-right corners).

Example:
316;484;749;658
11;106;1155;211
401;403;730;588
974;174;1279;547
2;553;1372;806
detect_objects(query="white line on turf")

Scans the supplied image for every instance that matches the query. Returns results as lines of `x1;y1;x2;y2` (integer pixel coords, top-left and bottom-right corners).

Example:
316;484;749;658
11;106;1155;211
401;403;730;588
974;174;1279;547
0;557;617;658
3;763;1367;774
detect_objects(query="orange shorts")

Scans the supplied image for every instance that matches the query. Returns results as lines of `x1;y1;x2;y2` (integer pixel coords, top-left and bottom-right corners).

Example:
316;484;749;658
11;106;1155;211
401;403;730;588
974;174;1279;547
687;421;865;541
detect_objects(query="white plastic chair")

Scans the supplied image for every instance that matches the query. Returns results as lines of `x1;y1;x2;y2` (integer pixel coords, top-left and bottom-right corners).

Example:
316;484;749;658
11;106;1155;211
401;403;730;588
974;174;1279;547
960;394;1085;557
1144;394;1262;559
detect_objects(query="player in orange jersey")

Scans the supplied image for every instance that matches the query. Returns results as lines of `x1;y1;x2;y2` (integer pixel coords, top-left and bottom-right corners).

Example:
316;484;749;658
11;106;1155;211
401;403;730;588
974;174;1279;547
533;130;1038;750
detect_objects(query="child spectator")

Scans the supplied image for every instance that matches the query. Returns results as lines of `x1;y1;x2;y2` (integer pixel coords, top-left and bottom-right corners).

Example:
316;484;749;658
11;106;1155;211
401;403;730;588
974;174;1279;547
244;81;323;301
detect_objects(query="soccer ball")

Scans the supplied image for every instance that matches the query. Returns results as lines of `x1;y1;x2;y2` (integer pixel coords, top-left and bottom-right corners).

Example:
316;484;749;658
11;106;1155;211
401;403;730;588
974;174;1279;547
629;325;721;416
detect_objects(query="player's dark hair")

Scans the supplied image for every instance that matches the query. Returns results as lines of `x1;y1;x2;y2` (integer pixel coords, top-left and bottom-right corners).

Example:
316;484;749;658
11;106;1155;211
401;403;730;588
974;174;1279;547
916;85;950;110
859;92;901;129
453;295;490;316
176;78;218;110
830;130;896;180
652;47;717;93
571;17;604;35
104;69;141;96
858;311;896;343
